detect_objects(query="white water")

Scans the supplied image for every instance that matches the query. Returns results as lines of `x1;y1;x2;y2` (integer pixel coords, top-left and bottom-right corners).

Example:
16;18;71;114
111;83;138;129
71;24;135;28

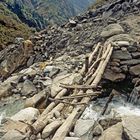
0;112;6;125
81;95;140;120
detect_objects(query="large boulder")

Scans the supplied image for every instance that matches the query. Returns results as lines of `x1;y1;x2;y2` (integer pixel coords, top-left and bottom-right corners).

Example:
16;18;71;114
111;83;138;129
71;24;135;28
0;44;32;78
107;34;134;43
122;116;140;140
101;24;124;38
74;119;95;140
129;64;140;76
0;119;29;136
25;89;47;108
1;130;26;140
51;73;82;97
112;50;132;60
11;107;40;124
99;123;123;140
21;79;37;96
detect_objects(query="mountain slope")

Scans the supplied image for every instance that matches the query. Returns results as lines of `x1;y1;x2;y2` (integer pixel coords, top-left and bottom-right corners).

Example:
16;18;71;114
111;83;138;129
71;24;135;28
3;0;96;29
0;2;32;47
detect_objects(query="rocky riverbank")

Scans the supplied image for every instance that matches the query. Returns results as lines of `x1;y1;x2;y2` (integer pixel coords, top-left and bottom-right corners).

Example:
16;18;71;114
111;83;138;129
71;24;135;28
0;0;140;140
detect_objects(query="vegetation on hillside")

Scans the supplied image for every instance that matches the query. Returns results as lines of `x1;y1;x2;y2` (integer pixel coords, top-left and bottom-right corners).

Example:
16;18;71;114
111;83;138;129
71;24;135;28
0;3;33;47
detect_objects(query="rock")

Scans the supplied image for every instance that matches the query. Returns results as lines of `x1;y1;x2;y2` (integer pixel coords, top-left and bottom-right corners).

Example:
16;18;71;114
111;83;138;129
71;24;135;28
99;117;122;130
103;69;126;82
74;119;95;140
127;46;137;52
0;119;29;134
42;120;62;138
1;130;26;140
25;89;47;108
0;75;19;99
19;67;37;76
27;56;34;67
99;123;123;140
21;79;37;96
11;107;40;124
132;78;139;84
120;65;128;73
110;61;120;67
122;116;140;140
120;59;140;66
112;41;130;47
51;73;79;97
93;124;103;136
0;44;31;78
67;19;77;27
64;137;81;140
44;66;60;77
101;24;124;38
129;64;140;76
107;34;134;43
112;50;132;60
110;66;122;73
132;52;140;58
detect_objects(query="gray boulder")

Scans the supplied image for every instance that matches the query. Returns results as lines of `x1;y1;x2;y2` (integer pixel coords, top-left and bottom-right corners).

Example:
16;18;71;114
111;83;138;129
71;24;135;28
129;64;140;76
103;69;126;82
21;79;37;96
74;119;95;140
112;50;132;60
122;116;140;140
11;107;40;124
101;24;124;38
1;130;26;140
99;123;123;140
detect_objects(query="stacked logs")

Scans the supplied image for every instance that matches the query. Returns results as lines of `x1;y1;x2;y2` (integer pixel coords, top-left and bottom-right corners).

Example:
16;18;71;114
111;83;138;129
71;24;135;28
27;42;113;139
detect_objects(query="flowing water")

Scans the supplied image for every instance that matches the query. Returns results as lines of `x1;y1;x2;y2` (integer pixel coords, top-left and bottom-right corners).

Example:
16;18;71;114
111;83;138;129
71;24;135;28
0;97;25;125
81;94;140;120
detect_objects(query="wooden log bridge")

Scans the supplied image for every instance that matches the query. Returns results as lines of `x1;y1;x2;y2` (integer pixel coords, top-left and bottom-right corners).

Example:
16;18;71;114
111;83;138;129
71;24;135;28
28;42;114;139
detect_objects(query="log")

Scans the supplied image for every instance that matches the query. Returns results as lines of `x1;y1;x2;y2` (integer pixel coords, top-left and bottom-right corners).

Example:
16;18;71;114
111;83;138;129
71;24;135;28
32;103;64;134
51;108;80;140
84;55;89;74
52;44;113;140
60;83;97;89
81;43;101;74
57;91;101;100
41;89;68;117
86;44;112;85
42;120;63;139
101;92;114;115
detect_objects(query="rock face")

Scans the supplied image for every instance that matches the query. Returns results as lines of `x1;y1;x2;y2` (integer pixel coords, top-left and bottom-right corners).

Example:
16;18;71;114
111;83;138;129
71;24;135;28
101;24;124;38
99;123;123;140
11;107;40;124
0;44;32;78
122;116;140;140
